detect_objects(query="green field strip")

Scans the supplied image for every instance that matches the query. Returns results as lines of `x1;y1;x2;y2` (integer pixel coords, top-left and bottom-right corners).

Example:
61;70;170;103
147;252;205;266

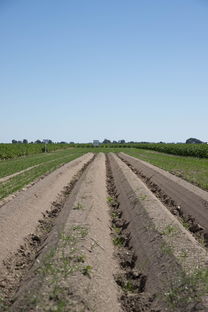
0;149;75;179
0;151;85;200
123;149;208;191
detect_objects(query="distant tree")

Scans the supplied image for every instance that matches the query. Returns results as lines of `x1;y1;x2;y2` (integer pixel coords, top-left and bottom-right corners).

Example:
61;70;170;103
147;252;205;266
23;139;28;144
35;140;42;144
186;138;203;144
103;139;111;144
48;140;53;144
112;140;117;144
17;140;22;144
118;139;125;144
60;141;67;144
12;139;17;144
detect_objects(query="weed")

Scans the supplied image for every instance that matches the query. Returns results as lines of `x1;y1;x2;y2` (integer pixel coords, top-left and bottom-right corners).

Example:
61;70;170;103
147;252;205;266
111;211;120;219
82;265;93;277
198;237;206;248
122;281;135;292
138;194;148;201
75;254;85;263
164;268;208;309
112;225;121;234
72;225;88;238
161;225;177;236
107;196;114;203
113;236;125;247
160;242;172;255
73;202;83;210
179;249;188;258
181;220;191;230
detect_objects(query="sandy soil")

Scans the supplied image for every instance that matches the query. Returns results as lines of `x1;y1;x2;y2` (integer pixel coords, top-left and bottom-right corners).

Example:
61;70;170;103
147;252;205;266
58;152;121;311
9;153;121;312
109;153;208;311
120;152;208;234
1;152;208;312
0;153;93;269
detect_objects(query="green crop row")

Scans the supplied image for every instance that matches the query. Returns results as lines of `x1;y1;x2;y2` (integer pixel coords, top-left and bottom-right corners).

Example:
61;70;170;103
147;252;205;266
134;143;208;158
77;143;208;158
0;144;73;160
0;150;85;200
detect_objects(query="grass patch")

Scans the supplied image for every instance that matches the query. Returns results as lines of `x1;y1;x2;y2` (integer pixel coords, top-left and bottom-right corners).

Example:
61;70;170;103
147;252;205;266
73;202;84;210
113;236;125;247
164;268;208;309
124;149;208;191
161;225;177;236
82;265;93;277
0;151;85;200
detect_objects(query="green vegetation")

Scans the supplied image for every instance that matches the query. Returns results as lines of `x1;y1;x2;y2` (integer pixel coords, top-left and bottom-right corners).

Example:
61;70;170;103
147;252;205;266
73;202;84;210
113;236;125;247
132;143;208;158
0;149;76;179
0;143;74;159
33;225;90;311
124;149;208;190
77;143;208;158
0;150;85;200
161;225;177;236
164;268;208;310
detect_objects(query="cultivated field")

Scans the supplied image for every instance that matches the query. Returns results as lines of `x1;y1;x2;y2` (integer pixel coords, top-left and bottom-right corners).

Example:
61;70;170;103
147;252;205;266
0;148;208;311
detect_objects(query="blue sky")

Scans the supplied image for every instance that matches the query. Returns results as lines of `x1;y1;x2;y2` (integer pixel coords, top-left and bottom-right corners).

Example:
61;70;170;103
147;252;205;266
0;0;208;143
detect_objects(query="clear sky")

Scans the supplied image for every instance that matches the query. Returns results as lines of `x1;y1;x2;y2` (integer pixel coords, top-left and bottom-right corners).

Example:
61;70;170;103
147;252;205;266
0;0;208;143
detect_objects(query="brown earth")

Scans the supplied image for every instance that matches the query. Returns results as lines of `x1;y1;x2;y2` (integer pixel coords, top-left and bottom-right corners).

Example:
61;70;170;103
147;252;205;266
0;153;93;268
0;152;208;311
9;153;122;312
108;153;208;312
119;152;208;244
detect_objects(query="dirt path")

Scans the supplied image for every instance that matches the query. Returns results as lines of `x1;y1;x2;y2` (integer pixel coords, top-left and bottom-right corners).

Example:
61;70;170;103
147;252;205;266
0;153;93;269
119;152;208;239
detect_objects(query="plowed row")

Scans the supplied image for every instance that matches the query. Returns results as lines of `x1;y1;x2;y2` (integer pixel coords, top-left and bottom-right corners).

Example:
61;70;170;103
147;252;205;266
0;153;208;312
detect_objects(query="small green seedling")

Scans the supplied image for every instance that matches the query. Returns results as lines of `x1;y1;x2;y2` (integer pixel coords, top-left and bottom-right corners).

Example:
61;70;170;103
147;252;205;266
82;265;93;277
73;202;83;210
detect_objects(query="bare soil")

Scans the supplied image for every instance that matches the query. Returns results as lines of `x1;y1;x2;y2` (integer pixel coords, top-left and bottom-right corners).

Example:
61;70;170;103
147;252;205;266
9;153;121;312
119;152;208;245
1;152;208;312
0;153;93;268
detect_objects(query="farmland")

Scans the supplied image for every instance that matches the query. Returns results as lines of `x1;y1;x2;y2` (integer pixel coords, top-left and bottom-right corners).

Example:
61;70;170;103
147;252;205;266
0;148;208;311
0;143;73;159
0;149;85;201
93;143;208;158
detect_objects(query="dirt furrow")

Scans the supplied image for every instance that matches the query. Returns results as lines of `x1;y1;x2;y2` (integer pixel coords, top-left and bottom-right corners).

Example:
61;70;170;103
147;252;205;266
119;152;208;245
0;155;95;311
8;153;121;312
0;153;94;267
109;153;208;312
